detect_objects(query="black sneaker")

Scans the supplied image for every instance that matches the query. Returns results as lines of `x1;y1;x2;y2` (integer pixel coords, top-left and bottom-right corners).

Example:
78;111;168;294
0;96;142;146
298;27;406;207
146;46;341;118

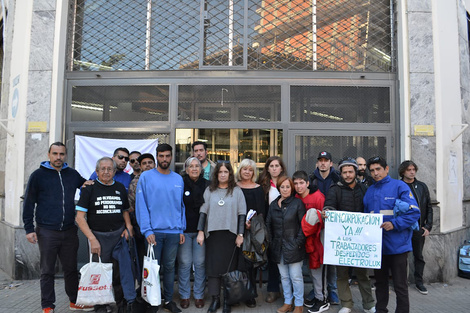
308;299;330;313
304;298;316;308
164;301;182;313
415;284;428;295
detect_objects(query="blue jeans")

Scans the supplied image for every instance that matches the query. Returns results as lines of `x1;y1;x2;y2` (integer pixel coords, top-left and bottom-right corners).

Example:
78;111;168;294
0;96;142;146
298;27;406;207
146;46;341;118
149;232;181;302
277;256;304;307
177;232;206;299
327;265;338;297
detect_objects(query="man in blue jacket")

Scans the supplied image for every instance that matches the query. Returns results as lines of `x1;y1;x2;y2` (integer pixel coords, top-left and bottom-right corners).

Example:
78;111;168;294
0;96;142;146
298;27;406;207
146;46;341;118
136;143;186;313
23;142;93;313
363;156;420;313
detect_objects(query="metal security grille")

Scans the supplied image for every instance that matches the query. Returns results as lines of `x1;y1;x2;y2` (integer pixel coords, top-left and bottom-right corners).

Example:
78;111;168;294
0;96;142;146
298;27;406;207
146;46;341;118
68;0;393;72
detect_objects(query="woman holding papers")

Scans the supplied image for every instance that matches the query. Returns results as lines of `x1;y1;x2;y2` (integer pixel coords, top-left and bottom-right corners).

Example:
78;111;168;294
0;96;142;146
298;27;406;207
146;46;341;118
237;158;267;308
196;161;247;313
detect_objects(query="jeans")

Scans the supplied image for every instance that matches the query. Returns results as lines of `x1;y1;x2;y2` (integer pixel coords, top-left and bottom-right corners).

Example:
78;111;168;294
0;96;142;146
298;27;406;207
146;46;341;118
36;226;79;309
411;230;426;285
177;232;206;299
337;266;375;310
327;265;338;298
150;232;181;302
277;256;304;307
374;252;409;313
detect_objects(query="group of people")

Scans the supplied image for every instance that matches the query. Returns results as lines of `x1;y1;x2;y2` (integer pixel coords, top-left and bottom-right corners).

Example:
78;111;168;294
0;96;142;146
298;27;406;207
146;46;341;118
23;141;432;313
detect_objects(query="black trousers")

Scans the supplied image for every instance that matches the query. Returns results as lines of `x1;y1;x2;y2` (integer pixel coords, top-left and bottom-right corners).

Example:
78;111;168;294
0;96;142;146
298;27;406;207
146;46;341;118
411;230;426;285
374;252;409;313
37;226;79;309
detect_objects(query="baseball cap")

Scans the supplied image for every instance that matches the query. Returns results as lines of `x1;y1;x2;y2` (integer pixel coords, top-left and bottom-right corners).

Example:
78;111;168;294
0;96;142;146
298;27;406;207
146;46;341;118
317;151;332;160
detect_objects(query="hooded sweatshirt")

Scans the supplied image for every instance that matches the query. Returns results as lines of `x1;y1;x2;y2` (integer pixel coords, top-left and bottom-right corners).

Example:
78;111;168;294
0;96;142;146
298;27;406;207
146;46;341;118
23;161;86;234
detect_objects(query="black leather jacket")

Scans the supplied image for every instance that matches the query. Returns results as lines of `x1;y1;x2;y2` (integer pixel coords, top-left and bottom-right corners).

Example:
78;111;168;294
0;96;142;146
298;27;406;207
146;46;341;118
266;195;306;264
404;178;433;231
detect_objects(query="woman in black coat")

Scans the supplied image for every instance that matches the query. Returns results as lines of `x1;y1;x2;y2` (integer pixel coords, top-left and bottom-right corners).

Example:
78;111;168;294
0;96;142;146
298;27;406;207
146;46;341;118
266;176;306;313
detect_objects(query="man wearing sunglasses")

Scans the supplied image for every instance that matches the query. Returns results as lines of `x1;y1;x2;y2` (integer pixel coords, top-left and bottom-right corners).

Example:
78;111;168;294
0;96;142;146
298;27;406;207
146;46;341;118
89;147;132;190
129;151;142;180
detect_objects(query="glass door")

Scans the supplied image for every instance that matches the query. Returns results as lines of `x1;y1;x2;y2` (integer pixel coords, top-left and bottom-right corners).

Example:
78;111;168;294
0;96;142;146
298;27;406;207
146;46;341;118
175;128;283;175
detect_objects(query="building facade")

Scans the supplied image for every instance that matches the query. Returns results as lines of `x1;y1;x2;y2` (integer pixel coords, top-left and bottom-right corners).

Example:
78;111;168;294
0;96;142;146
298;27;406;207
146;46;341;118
0;0;469;282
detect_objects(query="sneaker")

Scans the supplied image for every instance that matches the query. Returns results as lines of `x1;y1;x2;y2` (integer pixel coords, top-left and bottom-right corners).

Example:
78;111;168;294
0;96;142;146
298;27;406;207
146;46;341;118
304;298;316;308
364;307;376;313
307;299;329;313
164;301;182;313
70;302;94;311
327;292;339;305
415;284;428;295
338;308;351;313
43;309;54;313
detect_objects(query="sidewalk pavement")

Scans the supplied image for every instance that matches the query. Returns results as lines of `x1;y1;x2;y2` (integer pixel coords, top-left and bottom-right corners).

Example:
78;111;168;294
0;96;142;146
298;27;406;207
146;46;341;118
1;268;469;313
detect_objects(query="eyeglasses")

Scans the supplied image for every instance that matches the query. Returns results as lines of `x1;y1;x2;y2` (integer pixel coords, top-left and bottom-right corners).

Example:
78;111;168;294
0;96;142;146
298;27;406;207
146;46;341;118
129;159;138;164
117;155;129;161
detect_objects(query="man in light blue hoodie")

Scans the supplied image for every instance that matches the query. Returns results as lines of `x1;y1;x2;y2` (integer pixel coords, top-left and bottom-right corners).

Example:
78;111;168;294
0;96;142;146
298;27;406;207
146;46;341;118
136;143;186;313
363;156;420;313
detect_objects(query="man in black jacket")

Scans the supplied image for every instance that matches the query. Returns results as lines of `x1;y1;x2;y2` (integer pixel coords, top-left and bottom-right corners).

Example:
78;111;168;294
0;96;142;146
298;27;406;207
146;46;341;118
324;158;375;313
399;160;433;295
23;142;92;313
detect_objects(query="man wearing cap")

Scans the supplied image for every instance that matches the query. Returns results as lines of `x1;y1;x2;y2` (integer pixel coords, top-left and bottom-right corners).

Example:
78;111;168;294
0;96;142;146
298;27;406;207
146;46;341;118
90;147;132;190
356;157;374;188
309;151;340;305
129;151;142;180
323;158;375;313
363;156;420;313
398;160;433;295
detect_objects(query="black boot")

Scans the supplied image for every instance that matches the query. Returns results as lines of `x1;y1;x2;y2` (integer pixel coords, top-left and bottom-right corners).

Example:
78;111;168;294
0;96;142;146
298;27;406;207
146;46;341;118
222;296;231;313
208;296;221;313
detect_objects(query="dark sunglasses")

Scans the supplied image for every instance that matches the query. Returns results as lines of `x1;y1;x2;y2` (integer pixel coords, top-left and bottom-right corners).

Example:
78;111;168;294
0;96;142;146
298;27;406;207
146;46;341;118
117;155;129;161
217;160;230;164
129;159;139;164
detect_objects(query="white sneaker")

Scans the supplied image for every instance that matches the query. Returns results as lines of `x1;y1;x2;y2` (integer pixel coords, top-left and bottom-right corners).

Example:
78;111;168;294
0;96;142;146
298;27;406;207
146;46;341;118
364;307;376;313
338;308;351;313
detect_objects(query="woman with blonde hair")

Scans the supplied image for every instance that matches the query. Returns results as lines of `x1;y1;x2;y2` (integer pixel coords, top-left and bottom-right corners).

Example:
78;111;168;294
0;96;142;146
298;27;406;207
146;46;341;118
236;158;266;307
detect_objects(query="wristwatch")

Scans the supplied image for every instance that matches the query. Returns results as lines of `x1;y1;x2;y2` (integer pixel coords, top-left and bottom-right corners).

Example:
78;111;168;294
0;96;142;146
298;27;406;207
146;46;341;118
238;234;244;237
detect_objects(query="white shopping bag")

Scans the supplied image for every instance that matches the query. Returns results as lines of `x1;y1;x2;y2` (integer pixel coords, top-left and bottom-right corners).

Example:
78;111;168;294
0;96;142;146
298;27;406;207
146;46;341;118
142;244;161;306
76;255;115;306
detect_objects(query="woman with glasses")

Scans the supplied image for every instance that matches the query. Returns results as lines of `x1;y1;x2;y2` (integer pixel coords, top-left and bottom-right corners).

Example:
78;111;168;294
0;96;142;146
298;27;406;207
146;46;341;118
196;162;247;313
266;176;306;313
236;159;266;308
257;156;287;303
177;157;210;309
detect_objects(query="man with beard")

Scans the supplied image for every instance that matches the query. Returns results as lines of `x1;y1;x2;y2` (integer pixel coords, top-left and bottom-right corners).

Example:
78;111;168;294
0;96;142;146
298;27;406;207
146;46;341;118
192;141;216;180
323;158;375;313
90;147;132;190
129;150;142;180
136;144;186;313
356;157;374;187
23;142;93;313
309;151;340;305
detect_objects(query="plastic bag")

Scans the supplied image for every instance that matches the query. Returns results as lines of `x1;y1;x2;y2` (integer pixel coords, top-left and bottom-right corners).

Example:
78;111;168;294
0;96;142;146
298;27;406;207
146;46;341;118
76;255;114;306
142;244;161;306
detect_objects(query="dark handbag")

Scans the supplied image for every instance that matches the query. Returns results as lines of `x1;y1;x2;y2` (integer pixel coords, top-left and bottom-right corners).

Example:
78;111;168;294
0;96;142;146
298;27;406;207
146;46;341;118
221;247;256;305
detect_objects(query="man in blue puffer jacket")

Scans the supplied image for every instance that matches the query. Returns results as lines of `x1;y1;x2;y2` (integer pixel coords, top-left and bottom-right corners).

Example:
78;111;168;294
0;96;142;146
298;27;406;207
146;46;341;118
363;156;419;313
23;142;92;313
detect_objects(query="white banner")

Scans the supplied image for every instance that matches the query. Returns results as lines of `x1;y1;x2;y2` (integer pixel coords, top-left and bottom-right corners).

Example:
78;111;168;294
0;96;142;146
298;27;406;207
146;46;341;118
75;135;159;180
323;211;383;269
